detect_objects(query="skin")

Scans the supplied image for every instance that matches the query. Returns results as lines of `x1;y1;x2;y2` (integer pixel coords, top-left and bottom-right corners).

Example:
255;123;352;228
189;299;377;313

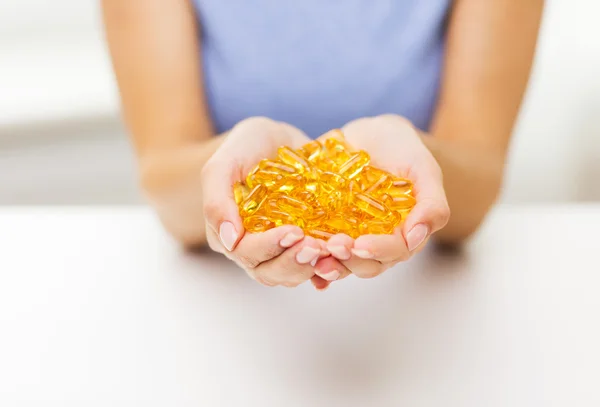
101;0;544;289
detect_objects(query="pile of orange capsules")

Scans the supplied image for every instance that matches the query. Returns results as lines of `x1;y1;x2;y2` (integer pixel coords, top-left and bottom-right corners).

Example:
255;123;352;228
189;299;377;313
233;130;416;240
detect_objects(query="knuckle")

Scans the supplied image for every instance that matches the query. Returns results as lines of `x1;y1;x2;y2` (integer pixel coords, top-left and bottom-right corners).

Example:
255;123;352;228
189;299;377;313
354;266;383;279
237;253;260;270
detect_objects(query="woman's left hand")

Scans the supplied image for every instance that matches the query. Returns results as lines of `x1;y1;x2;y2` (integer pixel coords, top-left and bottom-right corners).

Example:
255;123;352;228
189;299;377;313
314;115;451;280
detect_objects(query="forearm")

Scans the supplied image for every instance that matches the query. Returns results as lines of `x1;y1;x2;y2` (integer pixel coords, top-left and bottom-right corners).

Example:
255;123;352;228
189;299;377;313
425;0;544;244
140;134;226;247
422;136;505;244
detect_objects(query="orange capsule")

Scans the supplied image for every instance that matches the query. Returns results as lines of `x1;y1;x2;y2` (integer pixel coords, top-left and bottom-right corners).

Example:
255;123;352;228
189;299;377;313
338;151;370;179
297;140;324;163
240;184;269;216
233;182;249;205
358;219;395;235
353;193;390;219
277;146;309;172
258;159;297;176
243;215;275;233
381;193;416;211
319;171;347;194
387;178;414;196
246;170;284;189
306;229;334;240
276;194;311;217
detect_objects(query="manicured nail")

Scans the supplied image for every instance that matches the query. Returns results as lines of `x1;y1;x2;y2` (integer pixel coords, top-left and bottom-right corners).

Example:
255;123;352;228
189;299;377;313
280;232;303;248
351;248;374;259
296;247;320;264
219;221;238;251
407;224;430;252
328;245;351;260
310;257;318;267
317;269;340;281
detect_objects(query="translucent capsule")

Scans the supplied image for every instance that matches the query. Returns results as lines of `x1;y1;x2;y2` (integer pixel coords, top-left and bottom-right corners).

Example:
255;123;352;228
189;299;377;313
258;159;297;176
317;190;344;212
233;182;249;205
365;173;393;195
305;207;328;230
297;140;323;163
338;151;370;179
303;167;322;194
387;178;413;196
319;171;347;194
246;170;284;189
243;215;275;233
240;184;269;216
291;189;318;207
276;173;305;193
325;214;361;237
306;229;334;240
359;219;395;235
353;193;391;219
266;209;297;227
277;146;309;172
276;194;311;217
381;193;416;211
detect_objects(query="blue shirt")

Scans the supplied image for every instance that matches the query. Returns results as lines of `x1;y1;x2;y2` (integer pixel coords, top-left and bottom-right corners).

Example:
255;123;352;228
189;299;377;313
193;0;450;138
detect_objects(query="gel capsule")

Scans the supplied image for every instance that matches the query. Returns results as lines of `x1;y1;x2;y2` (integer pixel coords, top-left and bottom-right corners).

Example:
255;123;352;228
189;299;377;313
306;229;334;240
266;209;297;227
359;219;395;235
365;173;392;195
246;170;284;189
319;171;347;194
243;215;275;233
353;193;390;219
387;178;413;196
233;182;249;205
276;173;305;193
338;151;370;179
240;184;269;216
325;214;361;237
297;140;323;163
317;190;344;212
381;193;416;211
277;146;309;172
258;159;297;176
276;194;311;217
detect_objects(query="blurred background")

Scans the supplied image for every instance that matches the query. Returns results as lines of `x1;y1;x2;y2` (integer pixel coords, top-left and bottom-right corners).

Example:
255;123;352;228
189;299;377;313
0;1;598;205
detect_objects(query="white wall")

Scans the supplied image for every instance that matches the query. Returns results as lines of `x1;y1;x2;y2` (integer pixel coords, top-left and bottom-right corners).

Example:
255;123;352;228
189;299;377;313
0;0;598;204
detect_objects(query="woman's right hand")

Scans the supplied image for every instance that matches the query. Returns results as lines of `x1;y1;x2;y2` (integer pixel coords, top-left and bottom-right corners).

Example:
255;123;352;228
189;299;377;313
200;117;349;288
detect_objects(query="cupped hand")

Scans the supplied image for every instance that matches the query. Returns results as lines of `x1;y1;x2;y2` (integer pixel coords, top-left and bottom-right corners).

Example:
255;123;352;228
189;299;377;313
201;117;346;288
317;115;450;279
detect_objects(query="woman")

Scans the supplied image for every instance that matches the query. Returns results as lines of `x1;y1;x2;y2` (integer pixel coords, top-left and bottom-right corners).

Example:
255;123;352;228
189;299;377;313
102;1;544;290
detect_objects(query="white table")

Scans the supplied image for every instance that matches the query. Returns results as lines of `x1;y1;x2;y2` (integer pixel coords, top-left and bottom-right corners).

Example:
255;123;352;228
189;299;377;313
1;205;599;406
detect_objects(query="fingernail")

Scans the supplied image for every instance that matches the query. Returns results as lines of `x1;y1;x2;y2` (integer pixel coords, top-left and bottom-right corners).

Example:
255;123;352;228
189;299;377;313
310;257;318;267
317;269;340;281
296;247;320;264
407;224;430;252
219;221;238;251
280;232;303;248
328;245;351;260
351;248;374;259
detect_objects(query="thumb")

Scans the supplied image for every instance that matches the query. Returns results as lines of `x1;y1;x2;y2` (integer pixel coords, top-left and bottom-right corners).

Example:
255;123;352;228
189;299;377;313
201;148;246;252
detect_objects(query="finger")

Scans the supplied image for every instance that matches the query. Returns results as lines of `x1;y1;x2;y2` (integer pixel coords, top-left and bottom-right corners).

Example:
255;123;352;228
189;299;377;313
232;225;304;269
352;229;410;264
314;255;352;282
340;254;387;280
311;275;330;291
255;238;321;287
326;234;353;260
403;162;450;252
